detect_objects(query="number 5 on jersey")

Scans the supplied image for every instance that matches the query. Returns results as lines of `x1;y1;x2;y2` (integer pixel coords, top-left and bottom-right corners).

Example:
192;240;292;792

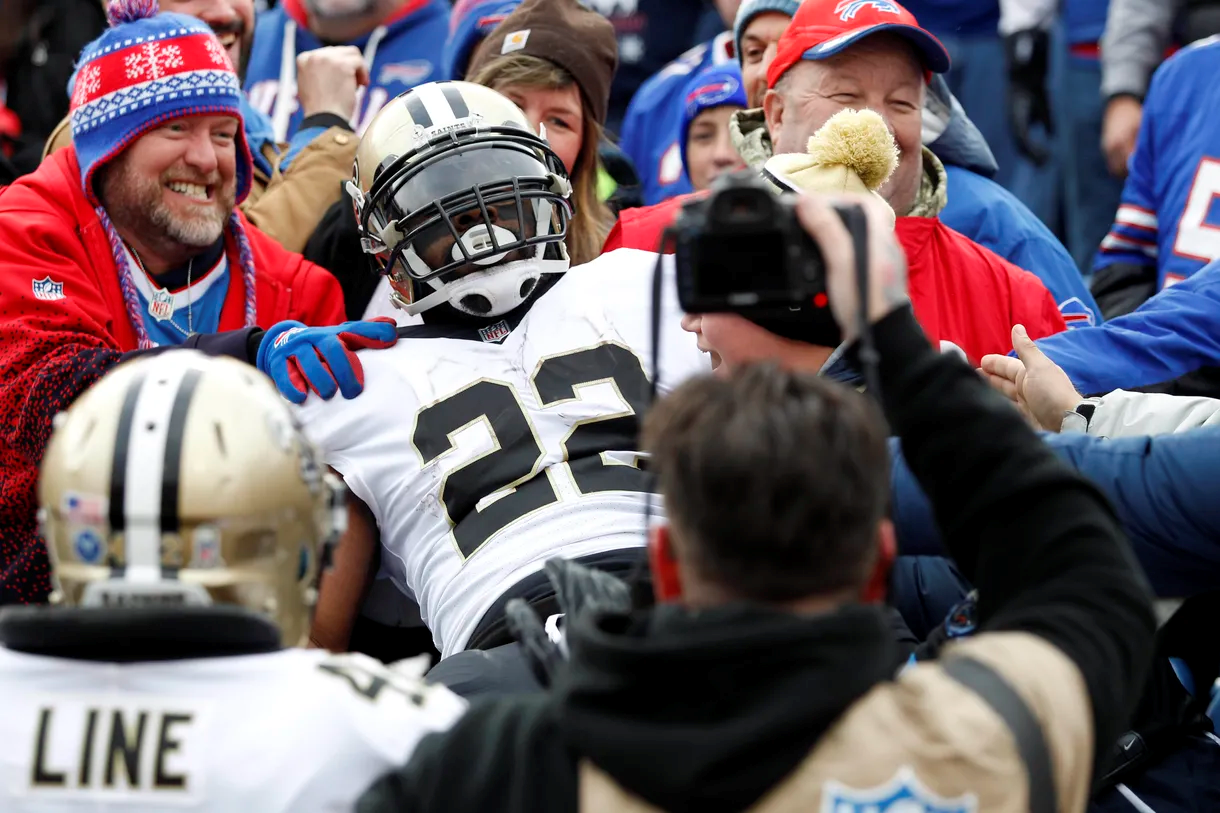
411;342;652;560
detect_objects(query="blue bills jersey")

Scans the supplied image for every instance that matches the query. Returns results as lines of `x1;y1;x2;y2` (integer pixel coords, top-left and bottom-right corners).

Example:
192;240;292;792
1096;36;1220;291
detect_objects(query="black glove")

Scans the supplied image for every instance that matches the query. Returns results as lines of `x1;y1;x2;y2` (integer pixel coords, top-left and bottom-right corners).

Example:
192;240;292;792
545;557;633;618
506;558;636;688
1004;29;1054;166
504;598;565;688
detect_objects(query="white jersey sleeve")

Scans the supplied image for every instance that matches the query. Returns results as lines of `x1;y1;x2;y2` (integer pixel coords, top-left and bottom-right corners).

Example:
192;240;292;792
295;249;710;657
0;646;464;813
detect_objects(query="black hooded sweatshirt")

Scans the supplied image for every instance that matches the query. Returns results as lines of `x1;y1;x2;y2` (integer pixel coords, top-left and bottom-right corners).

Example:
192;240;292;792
357;306;1156;813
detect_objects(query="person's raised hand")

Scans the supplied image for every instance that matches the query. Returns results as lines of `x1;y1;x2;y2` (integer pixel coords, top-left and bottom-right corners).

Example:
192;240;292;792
980;324;1083;431
296;46;370;122
1101;95;1142;179
793;193;909;344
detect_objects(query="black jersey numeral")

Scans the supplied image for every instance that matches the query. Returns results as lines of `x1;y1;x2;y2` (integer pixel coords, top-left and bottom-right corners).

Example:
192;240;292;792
411;343;652;560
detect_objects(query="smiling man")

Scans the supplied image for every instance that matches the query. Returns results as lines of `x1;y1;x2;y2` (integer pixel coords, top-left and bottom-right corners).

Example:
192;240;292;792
43;0;373;253
0;1;394;605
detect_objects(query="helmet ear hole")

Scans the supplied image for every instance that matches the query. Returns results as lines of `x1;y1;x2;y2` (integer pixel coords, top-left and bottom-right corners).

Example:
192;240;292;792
519;279;536;299
460;294;493;315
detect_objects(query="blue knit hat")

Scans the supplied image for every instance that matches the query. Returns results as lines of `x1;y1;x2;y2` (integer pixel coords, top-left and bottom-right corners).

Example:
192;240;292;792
443;0;522;79
69;0;253;208
679;63;749;177
733;0;800;67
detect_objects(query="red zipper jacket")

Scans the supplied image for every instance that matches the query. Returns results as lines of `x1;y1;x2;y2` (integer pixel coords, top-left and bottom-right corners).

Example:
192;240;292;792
0;147;345;604
603;194;1067;361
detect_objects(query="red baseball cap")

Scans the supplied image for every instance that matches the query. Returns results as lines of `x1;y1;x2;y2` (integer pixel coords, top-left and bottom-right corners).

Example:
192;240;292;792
766;0;951;90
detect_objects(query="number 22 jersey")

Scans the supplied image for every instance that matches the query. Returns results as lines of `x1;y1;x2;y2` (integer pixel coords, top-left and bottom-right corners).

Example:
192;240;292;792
295;249;710;657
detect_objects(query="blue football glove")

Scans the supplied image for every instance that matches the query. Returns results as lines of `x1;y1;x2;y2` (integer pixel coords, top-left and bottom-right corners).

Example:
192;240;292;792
256;318;397;404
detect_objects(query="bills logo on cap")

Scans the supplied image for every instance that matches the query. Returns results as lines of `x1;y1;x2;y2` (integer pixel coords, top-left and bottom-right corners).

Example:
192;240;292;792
685;78;741;112
379;60;434;86
835;0;902;21
501;29;531;54
32;276;65;301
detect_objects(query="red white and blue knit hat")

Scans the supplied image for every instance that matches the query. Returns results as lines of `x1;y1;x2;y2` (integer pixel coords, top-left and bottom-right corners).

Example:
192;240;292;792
69;0;253;207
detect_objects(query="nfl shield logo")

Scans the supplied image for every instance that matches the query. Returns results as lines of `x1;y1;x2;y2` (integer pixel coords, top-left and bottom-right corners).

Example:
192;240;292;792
149;287;175;321
32;276;65;301
821;767;977;813
479;320;511;343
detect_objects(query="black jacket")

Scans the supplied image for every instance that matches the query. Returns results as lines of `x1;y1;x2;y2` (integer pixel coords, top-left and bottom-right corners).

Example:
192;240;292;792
358;307;1156;813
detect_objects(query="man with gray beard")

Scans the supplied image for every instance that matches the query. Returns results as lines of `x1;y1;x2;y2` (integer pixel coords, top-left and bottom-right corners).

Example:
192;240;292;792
0;0;398;605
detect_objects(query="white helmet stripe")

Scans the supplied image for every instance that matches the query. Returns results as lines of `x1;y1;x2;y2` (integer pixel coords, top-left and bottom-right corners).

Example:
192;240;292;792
416;82;461;130
114;362;201;581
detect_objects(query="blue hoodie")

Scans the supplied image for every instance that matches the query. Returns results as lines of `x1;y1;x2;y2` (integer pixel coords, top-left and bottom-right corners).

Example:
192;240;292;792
243;0;450;142
890;428;1220;598
618;31;735;205
442;0;521;80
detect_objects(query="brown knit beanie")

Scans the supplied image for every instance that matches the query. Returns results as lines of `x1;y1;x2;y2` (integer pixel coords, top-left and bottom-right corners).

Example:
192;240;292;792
467;0;619;125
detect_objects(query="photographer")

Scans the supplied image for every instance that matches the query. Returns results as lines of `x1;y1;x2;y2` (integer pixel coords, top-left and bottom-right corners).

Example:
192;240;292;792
356;192;1155;813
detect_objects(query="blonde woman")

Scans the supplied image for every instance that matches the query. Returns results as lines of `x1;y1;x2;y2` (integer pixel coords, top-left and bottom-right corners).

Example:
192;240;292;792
465;0;618;266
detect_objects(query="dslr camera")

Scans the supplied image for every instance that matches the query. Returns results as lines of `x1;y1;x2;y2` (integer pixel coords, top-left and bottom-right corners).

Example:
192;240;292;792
671;171;864;348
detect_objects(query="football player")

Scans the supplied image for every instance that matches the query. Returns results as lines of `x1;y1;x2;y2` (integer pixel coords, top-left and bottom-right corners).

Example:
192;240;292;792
297;81;710;658
0;352;465;811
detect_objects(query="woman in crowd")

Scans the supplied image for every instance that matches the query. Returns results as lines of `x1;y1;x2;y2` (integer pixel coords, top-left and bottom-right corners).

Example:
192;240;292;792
464;0;618;266
678;63;747;192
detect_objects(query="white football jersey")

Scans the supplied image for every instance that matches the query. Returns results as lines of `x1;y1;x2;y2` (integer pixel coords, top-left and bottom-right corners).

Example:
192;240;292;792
0;647;465;812
296;249;710;656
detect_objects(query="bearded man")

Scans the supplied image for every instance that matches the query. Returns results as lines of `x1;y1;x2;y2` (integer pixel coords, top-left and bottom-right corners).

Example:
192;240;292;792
0;1;396;605
42;0;370;252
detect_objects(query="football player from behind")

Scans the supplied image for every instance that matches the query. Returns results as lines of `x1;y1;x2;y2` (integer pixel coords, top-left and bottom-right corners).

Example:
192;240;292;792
0;353;465;811
299;80;710;659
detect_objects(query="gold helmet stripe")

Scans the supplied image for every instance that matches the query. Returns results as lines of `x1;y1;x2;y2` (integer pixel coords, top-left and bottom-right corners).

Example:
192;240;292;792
110;363;203;582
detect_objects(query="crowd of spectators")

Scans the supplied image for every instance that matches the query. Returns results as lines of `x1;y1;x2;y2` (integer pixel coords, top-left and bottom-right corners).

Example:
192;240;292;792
0;0;1219;810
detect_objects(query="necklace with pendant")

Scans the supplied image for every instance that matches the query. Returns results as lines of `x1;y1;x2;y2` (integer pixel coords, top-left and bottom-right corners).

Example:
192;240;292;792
132;248;194;337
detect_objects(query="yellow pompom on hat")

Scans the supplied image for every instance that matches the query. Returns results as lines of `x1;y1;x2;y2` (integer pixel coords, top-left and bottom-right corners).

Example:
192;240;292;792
762;108;899;227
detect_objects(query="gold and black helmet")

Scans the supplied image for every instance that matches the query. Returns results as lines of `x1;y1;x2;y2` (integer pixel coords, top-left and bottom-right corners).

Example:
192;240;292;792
348;80;573;318
37;352;344;647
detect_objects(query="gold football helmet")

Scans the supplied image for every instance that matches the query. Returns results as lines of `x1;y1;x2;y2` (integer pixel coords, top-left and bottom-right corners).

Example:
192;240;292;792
348;80;573;318
37;352;344;647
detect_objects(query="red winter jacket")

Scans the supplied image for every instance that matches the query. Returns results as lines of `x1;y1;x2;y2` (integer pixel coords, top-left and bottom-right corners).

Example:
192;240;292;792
0;147;345;604
604;195;1067;361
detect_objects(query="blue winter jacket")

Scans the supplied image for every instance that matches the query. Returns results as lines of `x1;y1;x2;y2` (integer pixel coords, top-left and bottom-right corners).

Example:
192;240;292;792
925;75;1101;328
1038;258;1220;394
890;429;1220;597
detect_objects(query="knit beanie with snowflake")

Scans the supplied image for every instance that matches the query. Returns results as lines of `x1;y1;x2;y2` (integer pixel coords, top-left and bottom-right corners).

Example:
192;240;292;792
68;0;258;350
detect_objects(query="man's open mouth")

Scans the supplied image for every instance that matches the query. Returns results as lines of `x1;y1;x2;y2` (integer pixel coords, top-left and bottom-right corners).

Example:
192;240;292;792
166;181;214;202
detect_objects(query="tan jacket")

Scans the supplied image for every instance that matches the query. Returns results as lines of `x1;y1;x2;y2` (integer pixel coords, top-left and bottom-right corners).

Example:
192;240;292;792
42;115;356;254
581;632;1093;813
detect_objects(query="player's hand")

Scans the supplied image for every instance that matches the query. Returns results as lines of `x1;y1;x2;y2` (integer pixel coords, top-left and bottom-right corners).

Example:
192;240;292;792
256;318;398;404
794;193;909;344
979;324;1083;431
546;558;632;619
1004;29;1054;166
296;46;370;122
1101;95;1142;179
505;599;565;688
